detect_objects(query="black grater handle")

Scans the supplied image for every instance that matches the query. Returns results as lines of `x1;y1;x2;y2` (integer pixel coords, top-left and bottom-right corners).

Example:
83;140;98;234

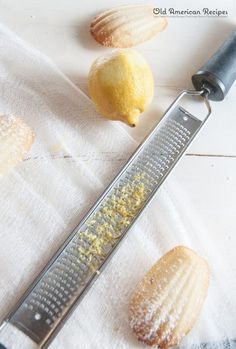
192;29;236;101
0;344;7;349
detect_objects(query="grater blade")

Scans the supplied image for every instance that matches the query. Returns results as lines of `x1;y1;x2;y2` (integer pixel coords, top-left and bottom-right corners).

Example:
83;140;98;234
1;90;211;348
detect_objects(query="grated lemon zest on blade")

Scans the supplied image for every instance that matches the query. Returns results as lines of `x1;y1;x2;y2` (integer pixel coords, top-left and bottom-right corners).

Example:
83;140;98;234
77;173;149;272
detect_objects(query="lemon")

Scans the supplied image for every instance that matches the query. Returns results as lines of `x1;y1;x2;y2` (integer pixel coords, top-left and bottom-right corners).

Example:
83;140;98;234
88;49;154;127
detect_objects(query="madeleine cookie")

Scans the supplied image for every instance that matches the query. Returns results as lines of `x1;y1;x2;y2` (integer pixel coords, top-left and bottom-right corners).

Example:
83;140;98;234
0;115;34;175
90;5;167;48
129;246;210;348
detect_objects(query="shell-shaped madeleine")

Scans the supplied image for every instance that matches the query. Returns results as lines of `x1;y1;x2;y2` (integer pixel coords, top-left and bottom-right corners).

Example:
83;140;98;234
0;115;34;175
90;5;167;48
129;246;210;348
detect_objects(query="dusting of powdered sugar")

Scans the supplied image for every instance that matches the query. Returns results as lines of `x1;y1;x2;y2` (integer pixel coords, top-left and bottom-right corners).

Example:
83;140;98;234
129;248;208;347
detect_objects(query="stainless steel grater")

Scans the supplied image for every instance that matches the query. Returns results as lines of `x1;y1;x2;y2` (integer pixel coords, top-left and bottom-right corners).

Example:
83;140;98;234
1;30;236;349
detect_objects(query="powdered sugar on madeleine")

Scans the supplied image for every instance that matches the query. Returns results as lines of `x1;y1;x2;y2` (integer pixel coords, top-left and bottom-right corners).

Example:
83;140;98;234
129;246;210;348
0;115;34;175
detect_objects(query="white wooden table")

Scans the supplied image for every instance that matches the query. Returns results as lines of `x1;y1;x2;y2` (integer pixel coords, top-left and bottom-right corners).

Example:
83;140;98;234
0;0;236;345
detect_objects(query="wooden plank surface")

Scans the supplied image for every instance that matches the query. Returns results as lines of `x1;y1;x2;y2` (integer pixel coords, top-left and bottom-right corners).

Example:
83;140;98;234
0;0;235;254
0;2;235;346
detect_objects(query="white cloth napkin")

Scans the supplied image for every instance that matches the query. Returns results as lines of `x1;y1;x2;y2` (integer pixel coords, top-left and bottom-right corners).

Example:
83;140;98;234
0;23;235;349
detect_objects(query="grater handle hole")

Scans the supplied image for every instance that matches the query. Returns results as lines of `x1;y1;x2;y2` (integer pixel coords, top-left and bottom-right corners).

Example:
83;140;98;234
34;313;41;321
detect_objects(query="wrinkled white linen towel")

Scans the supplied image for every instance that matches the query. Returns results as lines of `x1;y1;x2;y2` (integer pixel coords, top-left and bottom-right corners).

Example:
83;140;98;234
0;23;235;349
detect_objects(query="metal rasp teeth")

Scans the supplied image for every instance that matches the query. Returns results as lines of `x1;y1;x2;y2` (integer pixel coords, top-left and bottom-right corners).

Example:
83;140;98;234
0;115;34;175
129;246;210;348
7;101;205;347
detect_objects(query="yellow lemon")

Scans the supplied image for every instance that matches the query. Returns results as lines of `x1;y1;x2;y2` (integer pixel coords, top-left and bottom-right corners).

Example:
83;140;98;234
88;49;154;127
